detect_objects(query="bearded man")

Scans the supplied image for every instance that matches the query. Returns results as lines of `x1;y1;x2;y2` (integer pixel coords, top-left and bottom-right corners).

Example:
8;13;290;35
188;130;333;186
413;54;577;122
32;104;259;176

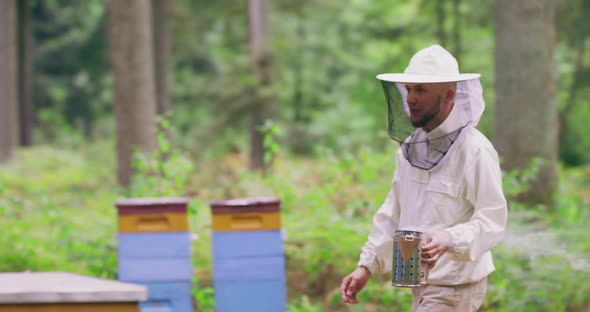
340;45;508;312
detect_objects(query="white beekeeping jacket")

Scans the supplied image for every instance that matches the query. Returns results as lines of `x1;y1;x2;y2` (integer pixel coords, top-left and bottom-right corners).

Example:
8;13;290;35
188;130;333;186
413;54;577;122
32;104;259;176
358;103;508;286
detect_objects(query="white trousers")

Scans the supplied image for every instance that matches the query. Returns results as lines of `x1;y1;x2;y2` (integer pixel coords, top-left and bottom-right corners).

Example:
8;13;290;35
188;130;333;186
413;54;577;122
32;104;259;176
412;277;487;312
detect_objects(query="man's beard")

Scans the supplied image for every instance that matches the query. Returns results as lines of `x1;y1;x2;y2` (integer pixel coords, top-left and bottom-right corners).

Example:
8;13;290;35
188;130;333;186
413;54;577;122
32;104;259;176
411;96;442;128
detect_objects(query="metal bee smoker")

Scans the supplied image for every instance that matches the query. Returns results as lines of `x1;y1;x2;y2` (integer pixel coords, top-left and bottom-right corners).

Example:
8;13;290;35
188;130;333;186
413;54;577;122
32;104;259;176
392;230;429;287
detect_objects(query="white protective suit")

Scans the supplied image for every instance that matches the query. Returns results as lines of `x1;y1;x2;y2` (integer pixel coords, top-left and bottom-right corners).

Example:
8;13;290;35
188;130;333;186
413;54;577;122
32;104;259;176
357;100;508;285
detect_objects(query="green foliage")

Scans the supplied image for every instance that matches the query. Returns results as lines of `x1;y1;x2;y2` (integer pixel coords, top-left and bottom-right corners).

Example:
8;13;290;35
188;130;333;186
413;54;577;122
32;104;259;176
274;147;394;283
186;144;590;311
5;0;590;310
127;118;194;197
261;120;281;169
354;281;413;311
26;0;590;167
287;295;324;312
502;157;544;200
0;142;118;278
192;279;215;312
554;0;590;166
554;165;590;228
32;0;111;140
486;216;590;312
1;142;590;311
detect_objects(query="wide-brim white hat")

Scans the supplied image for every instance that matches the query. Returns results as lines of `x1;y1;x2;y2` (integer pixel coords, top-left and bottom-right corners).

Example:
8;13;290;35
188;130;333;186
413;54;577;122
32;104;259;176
376;45;480;83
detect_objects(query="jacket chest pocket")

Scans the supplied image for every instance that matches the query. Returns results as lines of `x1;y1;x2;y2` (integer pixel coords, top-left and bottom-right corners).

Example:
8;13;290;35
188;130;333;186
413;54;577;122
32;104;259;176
427;177;461;209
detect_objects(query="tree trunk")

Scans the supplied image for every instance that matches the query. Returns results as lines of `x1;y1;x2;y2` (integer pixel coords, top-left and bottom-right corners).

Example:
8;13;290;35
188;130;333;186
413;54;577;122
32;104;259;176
0;0;19;162
107;0;157;187
18;0;34;147
248;0;273;171
151;0;172;116
494;0;557;208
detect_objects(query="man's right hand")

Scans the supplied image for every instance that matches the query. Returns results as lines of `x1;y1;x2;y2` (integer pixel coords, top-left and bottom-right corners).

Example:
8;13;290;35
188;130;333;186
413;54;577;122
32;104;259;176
340;266;371;304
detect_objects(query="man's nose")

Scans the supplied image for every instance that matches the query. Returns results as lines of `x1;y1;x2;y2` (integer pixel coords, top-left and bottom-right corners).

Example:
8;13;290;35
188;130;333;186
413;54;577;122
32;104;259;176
407;93;417;106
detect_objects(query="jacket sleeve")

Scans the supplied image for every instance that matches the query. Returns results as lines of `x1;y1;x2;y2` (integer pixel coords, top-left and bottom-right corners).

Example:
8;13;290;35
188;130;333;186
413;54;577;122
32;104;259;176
444;146;508;262
357;154;402;274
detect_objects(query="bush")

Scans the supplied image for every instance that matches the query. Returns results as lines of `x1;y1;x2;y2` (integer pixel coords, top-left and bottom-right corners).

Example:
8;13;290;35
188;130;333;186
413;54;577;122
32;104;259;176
1;141;589;311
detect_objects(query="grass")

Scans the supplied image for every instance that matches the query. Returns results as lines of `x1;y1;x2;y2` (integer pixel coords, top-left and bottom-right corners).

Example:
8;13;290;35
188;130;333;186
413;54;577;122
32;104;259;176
1;140;589;311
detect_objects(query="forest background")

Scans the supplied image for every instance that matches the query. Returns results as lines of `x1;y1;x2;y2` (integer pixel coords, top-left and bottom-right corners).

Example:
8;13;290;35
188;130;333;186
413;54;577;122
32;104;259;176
1;0;589;311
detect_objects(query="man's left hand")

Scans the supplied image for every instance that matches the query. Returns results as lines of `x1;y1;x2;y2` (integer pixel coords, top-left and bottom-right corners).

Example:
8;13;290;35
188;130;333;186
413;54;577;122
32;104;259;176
421;230;453;269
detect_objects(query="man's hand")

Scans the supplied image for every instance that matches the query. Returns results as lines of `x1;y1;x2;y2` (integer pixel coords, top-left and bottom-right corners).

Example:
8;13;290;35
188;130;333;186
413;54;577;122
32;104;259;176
340;266;371;304
421;230;453;269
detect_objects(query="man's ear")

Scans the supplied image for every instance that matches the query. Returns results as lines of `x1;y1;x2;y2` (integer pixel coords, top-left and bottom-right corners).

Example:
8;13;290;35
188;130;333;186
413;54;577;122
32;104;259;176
445;87;456;103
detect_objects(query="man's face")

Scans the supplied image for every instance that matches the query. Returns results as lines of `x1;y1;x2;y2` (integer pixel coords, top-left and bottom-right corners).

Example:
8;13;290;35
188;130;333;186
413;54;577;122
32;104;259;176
405;83;448;131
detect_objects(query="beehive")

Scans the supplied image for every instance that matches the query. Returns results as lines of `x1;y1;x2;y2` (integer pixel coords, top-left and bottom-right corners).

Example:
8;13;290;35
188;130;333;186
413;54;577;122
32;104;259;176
209;197;286;312
116;197;193;312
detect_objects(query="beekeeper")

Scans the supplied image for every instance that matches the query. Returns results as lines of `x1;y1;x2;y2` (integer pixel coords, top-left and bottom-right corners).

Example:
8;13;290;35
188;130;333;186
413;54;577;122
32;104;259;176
340;45;508;312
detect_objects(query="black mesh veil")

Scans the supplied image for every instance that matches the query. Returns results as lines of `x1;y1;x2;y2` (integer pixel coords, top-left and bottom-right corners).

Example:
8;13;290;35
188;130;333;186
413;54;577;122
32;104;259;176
381;80;414;142
379;79;484;170
400;128;465;170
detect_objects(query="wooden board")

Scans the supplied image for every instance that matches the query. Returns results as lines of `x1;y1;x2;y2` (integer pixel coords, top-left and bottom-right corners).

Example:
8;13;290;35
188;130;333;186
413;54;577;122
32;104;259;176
0;272;146;304
0;302;138;312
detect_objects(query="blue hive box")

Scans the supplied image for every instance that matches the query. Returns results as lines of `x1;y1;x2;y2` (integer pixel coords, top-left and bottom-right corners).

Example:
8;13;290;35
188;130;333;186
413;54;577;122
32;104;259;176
118;232;193;282
116;198;194;312
209;198;286;312
139;281;193;312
